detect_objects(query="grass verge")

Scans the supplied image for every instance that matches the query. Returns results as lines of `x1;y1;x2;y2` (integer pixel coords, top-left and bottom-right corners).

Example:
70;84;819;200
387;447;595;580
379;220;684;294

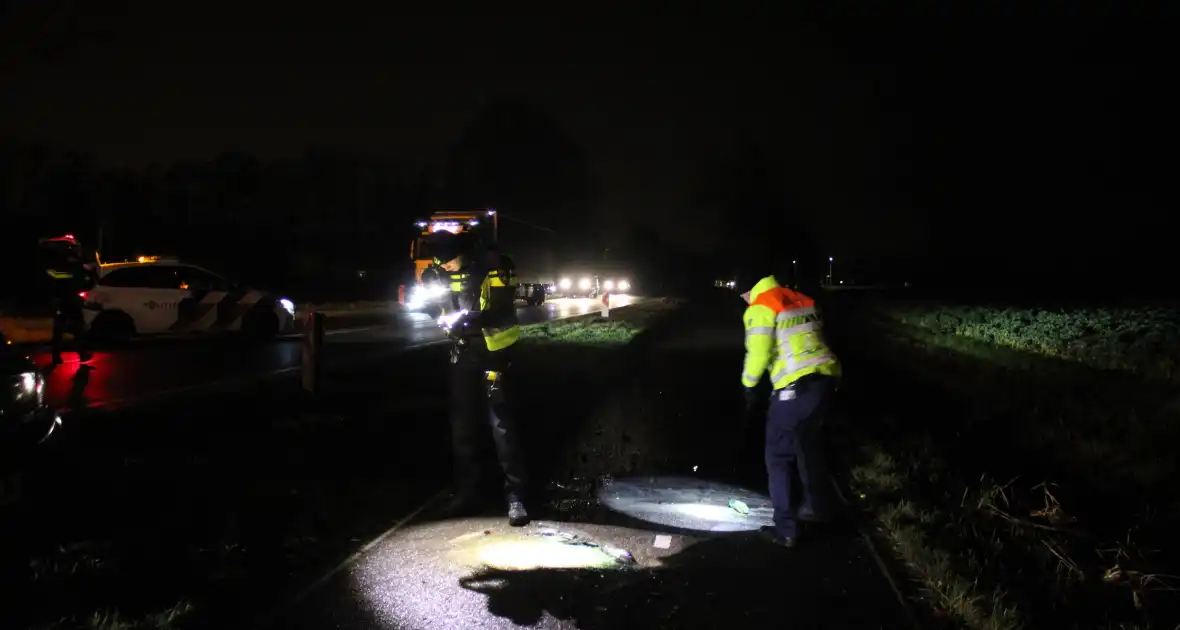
825;297;1179;630
519;298;685;346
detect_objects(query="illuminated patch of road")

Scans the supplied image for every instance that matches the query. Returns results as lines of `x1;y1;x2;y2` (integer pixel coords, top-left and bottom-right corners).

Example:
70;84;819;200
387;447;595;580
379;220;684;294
350;518;643;629
597;476;774;532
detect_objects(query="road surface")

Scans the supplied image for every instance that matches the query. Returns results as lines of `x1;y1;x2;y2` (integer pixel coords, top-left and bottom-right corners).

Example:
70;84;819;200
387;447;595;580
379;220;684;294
30;297;636;414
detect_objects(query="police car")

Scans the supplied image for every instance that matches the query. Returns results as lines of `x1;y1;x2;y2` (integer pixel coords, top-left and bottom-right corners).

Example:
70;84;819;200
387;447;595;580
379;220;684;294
81;256;297;341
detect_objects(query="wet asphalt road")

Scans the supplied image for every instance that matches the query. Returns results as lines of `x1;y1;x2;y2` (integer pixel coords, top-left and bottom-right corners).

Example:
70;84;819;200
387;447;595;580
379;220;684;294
251;295;914;630
30;297;635;414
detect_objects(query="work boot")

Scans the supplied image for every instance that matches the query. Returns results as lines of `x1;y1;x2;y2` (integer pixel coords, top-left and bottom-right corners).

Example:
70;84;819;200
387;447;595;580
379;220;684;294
508;501;530;527
758;525;796;548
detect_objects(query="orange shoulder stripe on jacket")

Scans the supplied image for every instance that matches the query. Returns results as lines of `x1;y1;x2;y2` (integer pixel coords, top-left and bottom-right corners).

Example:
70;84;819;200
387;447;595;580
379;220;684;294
752;287;814;312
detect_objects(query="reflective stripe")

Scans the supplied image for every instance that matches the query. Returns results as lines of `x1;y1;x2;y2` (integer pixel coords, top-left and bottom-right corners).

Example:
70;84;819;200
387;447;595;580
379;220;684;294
742;371;761;387
778;321;819;340
745;326;774;337
775;306;816;321
771;353;835;384
484;325;520;351
449;271;469;293
770;304;837;386
46;270;74;280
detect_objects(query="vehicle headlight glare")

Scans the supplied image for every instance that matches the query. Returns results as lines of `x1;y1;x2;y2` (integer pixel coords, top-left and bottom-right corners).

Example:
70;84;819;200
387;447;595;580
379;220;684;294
603;280;615;290
579;277;591;291
619;280;630;292
279;298;295;314
559;278;572;290
16;371;43;404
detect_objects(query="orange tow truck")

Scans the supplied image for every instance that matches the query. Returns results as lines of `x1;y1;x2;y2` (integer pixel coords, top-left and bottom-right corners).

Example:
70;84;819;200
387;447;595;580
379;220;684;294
406;209;498;312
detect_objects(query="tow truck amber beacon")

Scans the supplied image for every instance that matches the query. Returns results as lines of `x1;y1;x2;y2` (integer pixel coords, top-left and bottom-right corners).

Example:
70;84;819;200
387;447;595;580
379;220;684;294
406;209;498;313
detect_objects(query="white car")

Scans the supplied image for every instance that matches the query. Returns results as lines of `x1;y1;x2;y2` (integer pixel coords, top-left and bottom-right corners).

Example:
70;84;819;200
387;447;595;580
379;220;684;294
81;257;296;341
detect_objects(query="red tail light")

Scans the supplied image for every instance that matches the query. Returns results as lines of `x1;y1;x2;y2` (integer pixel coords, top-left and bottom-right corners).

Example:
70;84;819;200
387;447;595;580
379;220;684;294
79;291;89;300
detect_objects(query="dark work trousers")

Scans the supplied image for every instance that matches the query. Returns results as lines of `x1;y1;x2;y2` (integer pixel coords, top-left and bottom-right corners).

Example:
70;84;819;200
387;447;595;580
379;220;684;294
765;374;836;538
450;342;527;505
51;295;88;360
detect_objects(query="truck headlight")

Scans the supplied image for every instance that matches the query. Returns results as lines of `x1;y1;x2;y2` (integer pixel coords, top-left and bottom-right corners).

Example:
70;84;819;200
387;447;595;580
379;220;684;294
409;284;446;309
279;298;295;315
618;280;630;292
559;278;572;290
579;277;591;291
603;280;615;291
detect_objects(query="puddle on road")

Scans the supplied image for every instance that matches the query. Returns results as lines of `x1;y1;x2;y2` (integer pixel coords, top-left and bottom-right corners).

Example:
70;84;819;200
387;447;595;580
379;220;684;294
448;527;635;571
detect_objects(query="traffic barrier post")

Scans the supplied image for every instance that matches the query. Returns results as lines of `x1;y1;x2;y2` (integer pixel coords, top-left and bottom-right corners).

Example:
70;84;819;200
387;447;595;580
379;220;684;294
302;311;325;394
602;292;610;318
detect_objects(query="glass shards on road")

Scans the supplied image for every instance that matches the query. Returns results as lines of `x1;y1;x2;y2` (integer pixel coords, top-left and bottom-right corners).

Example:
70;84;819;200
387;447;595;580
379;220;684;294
597;476;774;532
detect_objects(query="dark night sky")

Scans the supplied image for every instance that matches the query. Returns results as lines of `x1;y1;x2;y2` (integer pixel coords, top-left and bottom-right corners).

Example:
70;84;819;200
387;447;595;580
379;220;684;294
2;2;1172;271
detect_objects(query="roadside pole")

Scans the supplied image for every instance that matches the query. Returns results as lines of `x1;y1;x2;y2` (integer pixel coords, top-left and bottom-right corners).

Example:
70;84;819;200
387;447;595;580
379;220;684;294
302;311;325;394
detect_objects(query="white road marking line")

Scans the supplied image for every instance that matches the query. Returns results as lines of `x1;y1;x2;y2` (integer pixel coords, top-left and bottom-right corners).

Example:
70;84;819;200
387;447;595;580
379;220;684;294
829;478;921;629
324;325;385;336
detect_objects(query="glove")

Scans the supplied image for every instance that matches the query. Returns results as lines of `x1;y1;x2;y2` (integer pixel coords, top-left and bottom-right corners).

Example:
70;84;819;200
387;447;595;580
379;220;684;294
743;387;761;412
437;309;470;331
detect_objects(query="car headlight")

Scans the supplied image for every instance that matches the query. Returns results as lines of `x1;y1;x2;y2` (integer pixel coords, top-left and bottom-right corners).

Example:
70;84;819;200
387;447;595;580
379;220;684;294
579;277;591;291
279;298;295;315
559;278;572;290
603;280;615;291
618;280;630;292
13;371;44;405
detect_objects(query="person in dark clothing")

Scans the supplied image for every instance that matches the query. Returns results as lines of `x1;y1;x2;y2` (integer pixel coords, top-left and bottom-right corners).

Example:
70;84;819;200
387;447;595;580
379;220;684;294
432;231;529;526
41;237;94;364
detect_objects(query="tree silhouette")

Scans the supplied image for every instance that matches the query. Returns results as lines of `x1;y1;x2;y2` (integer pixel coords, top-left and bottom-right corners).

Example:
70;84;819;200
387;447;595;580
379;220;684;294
443;100;596;266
